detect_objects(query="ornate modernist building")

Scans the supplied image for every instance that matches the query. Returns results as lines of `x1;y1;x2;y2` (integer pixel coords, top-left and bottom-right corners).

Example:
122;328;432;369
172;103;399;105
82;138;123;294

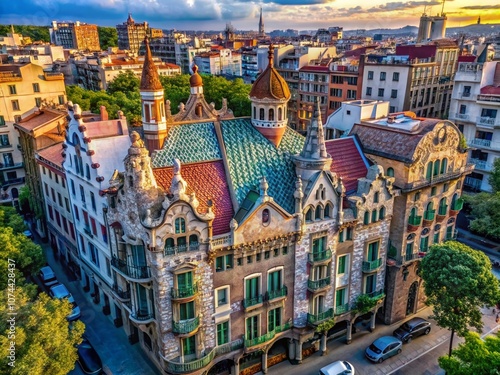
52;37;469;375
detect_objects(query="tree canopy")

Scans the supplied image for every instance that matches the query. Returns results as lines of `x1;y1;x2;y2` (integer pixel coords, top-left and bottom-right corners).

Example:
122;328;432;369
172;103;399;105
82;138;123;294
97;26;117;50
0;25;50;43
438;331;500;375
420;241;500;356
463;192;500;241
488;157;500;194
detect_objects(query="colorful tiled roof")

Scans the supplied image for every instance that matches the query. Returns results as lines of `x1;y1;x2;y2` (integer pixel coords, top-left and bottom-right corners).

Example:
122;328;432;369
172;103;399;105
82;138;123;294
152;122;222;167
153;161;233;235
220;118;301;214
278;127;305;155
325;137;369;194
249;48;291;101
350;119;440;164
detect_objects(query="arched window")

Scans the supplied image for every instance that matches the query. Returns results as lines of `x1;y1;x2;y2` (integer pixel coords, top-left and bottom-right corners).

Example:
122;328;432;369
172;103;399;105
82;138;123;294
165;238;175;252
433;159;441;176
324;203;331;218
410;207;417;218
379;206;386;220
426;201;434;211
305;208;312;222
74;155;79;174
426;162;433;179
278;107;283;121
364;211;370;225
259;108;265;120
387;167;394;177
315;206;322;220
253;106;256;119
269;108;274;121
371;210;377;222
438;197;447;215
262;209;270;224
175;218;186;234
440;158;448;174
374;192;379;203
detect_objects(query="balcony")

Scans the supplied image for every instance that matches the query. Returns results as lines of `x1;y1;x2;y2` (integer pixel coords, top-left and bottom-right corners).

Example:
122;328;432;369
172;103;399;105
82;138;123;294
0;177;25;189
437;205;448;222
362;258;382;273
265;286;288;301
171;282;199;300
173;316;200;335
244;322;292;348
112;285;130;301
464;176;482;191
423;209;435;226
307;276;331;291
130;309;155;324
164;243;199;255
242;294;263;309
469;158;492;172
407;215;422;232
450;198;464;216
468;138;491;148
401;164;475;192
0;162;23;171
164;340;243;374
111;256;151;281
363;289;385;300
477;95;500;104
334;303;350;315
476;116;500;127
307;308;333;325
308;249;332;264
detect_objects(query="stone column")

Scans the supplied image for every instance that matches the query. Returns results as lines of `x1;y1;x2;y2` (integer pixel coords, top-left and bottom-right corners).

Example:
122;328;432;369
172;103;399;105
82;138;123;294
346;321;352;344
295;340;303;363
288;339;295;360
231;360;239;375
261;351;268;374
369;311;376;332
320;333;328;355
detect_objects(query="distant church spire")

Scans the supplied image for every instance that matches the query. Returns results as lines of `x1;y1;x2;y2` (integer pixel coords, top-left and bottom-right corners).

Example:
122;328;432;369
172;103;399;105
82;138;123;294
259;7;265;37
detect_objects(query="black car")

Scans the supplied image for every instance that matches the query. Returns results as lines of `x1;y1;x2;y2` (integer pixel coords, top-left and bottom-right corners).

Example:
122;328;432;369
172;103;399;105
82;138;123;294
393;317;431;343
77;337;103;374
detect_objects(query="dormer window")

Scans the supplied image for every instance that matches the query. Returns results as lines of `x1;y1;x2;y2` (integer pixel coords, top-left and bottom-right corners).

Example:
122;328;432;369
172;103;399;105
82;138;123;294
262;209;270;225
175;218;186;234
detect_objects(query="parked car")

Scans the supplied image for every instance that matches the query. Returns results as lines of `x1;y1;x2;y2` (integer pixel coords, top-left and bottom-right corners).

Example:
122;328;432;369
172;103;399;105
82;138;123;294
39;266;58;287
393;317;431;343
365;336;402;363
319;360;355;375
77;337;103;374
49;284;81;321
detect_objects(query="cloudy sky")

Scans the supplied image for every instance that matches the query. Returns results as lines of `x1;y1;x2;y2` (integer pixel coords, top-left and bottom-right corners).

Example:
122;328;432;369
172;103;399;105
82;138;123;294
1;0;499;31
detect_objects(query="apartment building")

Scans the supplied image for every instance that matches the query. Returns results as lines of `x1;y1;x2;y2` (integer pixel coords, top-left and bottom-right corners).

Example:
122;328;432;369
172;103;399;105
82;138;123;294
117;14;148;54
0;63;65;209
50;21;100;51
449;61;500;192
194;48;242;77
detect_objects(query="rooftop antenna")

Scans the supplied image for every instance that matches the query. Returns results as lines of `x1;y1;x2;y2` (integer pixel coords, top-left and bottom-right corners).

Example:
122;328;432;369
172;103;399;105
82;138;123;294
423;5;427;16
441;0;446;16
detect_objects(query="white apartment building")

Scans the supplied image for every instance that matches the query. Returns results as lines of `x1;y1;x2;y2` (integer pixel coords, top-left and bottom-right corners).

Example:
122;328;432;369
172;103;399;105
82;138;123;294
64;103;131;315
0;63;66;208
449;61;500;192
194;49;242;77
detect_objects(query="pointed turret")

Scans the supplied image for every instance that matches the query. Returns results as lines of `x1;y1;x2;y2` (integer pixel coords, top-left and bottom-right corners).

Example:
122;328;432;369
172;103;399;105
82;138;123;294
140;36;167;151
293;98;332;180
259;7;265;37
249;45;291;147
127;13;135;24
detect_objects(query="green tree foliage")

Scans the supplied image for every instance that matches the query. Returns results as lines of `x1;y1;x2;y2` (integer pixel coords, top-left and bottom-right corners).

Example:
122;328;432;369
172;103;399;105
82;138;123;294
438;331;500;375
0;207;26;234
0;25;50;43
463;192;500;241
97;26;117;50
0;287;85;375
488;157;500;194
420;241;500;357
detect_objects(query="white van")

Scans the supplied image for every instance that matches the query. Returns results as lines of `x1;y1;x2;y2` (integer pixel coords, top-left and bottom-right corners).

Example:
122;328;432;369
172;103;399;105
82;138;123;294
319;360;354;375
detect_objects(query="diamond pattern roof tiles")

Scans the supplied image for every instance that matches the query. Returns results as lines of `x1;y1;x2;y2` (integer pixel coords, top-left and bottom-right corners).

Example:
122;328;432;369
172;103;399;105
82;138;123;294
152;122;221;167
220;119;304;214
325;137;369;195
153;160;233;236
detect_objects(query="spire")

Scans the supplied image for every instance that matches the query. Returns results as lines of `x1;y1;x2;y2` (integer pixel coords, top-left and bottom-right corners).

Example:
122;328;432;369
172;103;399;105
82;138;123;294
300;98;328;160
140;36;163;91
259;7;265;36
127;13;134;24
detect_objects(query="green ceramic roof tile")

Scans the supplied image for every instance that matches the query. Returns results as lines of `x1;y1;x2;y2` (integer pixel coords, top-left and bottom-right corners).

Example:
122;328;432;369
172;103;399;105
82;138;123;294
220;118;304;214
152;122;221;167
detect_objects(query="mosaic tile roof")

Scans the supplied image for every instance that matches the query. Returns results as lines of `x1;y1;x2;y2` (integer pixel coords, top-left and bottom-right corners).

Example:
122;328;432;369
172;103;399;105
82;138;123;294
325;137;369;194
152;122;222;167
220;118;302;214
153;161;233;236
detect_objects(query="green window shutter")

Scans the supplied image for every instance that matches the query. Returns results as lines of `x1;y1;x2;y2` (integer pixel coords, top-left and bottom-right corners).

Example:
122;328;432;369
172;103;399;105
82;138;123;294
433;160;441;176
335;288;345;307
217;321;229;345
183;336;195;355
426;162;433;179
337;256;346;274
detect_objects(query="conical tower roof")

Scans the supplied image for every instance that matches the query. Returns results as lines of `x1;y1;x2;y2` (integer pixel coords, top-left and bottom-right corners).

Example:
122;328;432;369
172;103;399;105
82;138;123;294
140;37;163;91
249;45;290;101
300;98;329;160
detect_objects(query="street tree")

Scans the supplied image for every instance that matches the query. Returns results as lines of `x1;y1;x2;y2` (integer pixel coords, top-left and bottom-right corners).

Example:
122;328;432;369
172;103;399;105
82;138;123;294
97;26;117;50
464;192;500;241
420;241;500;357
488;157;500;193
0;285;85;375
438;331;500;374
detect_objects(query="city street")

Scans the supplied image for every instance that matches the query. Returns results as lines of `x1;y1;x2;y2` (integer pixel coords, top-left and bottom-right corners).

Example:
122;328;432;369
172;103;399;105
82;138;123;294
34;236;160;375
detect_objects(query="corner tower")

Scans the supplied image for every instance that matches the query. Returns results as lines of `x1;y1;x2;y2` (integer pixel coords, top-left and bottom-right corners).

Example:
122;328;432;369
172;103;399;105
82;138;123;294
140;36;167;152
249;45;291;147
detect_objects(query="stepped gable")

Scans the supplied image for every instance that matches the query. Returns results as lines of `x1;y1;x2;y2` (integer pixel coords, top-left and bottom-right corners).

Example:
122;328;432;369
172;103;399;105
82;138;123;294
325;137;369;194
220;118;304;214
151;122;221;167
249;46;290;100
140;36;163;91
153;160;233;235
350;119;439;164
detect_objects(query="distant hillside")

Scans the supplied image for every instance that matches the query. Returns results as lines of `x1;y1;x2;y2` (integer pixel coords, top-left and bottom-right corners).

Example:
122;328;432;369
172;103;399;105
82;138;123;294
446;23;500;36
0;25;50;42
344;25;418;37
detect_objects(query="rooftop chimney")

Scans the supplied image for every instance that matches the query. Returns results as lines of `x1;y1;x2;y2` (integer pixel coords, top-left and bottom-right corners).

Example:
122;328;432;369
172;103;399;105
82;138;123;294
100;106;108;121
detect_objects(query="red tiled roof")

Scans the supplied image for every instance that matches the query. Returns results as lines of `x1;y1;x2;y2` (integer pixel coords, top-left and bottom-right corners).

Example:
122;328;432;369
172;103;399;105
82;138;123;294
37;143;65;168
299;65;330;72
325;137;368;194
16;109;66;133
153;160;234;235
85;119;127;138
480;85;500;95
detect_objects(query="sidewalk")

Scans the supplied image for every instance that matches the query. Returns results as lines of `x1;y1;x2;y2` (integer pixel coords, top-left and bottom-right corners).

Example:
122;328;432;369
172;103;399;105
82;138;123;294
38;239;160;375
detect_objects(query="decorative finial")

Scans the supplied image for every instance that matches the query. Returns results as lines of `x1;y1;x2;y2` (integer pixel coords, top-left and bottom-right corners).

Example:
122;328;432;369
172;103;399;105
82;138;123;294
268;44;274;66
